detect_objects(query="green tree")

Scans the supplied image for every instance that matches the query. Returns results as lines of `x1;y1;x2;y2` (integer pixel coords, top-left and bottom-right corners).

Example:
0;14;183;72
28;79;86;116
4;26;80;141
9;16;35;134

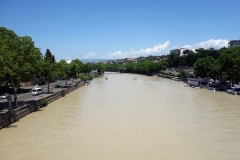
83;63;93;73
159;60;168;71
96;62;105;73
57;60;70;86
45;49;53;61
217;46;240;85
43;49;56;93
0;27;43;106
179;70;185;78
150;62;159;74
140;59;152;74
69;59;84;79
185;52;198;67
193;56;216;78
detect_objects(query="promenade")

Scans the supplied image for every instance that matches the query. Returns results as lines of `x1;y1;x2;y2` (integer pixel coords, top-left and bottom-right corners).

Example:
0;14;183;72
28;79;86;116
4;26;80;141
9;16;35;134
0;79;84;129
0;79;80;111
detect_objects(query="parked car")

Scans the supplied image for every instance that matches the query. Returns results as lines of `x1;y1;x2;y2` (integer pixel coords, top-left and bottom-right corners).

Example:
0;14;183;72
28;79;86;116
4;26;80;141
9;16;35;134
54;84;61;88
0;93;11;99
226;87;240;95
171;77;181;81
32;87;43;96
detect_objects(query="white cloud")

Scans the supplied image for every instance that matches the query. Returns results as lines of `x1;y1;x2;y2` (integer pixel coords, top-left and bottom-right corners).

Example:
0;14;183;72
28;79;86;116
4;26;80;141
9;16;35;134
171;45;178;49
84;52;96;59
107;51;127;59
139;41;169;54
104;41;169;59
66;60;71;64
182;39;229;50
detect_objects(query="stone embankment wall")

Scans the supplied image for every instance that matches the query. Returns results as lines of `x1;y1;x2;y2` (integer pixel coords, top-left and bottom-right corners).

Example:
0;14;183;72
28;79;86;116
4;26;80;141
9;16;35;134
158;74;173;79
0;82;85;129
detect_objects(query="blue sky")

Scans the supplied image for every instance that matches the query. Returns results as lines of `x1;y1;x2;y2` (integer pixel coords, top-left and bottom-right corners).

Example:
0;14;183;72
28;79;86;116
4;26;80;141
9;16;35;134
1;0;240;61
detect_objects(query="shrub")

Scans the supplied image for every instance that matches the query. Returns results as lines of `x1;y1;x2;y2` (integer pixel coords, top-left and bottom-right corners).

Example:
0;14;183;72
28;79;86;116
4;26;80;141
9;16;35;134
189;73;195;78
80;74;94;81
88;75;93;80
61;90;65;97
41;99;48;107
176;74;181;77
168;73;175;76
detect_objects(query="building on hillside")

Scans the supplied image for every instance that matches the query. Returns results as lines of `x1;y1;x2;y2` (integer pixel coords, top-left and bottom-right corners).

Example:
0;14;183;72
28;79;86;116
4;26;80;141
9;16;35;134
125;58;136;61
228;40;240;47
169;49;179;54
170;48;203;56
170;48;194;56
193;48;204;52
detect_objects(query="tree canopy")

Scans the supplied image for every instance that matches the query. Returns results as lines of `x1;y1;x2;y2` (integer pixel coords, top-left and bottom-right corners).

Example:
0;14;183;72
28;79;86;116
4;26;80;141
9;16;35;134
193;46;240;85
0;27;43;106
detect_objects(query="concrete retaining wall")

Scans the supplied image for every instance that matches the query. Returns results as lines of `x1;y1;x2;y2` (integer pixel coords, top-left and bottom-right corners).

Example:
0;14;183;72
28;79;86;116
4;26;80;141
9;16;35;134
158;74;173;79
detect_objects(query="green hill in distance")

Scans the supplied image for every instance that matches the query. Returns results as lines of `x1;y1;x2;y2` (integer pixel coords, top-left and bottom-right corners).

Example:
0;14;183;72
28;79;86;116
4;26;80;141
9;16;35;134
80;59;116;63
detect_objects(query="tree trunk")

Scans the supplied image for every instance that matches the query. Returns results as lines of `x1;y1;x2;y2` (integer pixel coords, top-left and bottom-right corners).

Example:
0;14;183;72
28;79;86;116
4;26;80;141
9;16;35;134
65;74;68;87
10;77;18;107
8;97;12;112
48;82;49;93
14;85;18;107
5;82;8;92
232;77;236;87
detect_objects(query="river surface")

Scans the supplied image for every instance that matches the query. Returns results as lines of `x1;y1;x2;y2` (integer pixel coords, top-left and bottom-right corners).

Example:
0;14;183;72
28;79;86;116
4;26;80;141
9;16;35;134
0;73;240;160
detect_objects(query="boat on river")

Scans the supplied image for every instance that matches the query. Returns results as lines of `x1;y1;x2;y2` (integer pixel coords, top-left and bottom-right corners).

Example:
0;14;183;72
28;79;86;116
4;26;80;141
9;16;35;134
207;83;220;91
85;80;91;85
187;78;208;87
207;81;231;91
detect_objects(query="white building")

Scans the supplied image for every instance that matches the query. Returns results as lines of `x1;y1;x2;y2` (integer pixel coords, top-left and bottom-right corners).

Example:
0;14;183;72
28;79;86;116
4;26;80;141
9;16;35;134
228;40;240;47
170;48;203;56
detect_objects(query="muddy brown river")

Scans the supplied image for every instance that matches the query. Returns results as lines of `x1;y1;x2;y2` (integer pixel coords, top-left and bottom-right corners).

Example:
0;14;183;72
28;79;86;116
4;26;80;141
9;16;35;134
0;73;240;159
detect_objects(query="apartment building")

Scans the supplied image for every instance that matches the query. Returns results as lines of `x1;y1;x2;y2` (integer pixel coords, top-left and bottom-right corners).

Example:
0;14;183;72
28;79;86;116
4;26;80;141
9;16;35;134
228;40;240;47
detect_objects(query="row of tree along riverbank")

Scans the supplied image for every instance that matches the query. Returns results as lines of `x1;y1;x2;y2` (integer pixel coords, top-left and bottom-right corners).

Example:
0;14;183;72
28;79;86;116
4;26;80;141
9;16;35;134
0;27;106;108
104;46;240;85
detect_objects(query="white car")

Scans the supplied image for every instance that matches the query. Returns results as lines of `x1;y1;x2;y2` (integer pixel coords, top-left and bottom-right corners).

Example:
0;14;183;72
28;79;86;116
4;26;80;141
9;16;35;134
32;87;43;96
171;77;181;81
0;93;11;99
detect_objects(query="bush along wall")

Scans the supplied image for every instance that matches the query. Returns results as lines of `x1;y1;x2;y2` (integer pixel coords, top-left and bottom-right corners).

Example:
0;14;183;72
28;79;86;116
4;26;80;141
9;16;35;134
61;90;65;97
41;99;48;107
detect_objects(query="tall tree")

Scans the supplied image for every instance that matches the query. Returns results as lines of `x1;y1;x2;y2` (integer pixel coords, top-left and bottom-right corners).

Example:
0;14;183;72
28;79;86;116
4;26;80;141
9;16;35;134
83;63;93;73
57;60;70;86
0;27;43;107
217;46;240;85
193;56;217;78
43;49;56;93
45;49;52;61
96;62;105;73
69;59;84;78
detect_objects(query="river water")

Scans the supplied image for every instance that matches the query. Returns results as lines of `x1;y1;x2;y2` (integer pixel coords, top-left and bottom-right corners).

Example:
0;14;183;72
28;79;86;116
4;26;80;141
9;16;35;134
0;73;240;160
